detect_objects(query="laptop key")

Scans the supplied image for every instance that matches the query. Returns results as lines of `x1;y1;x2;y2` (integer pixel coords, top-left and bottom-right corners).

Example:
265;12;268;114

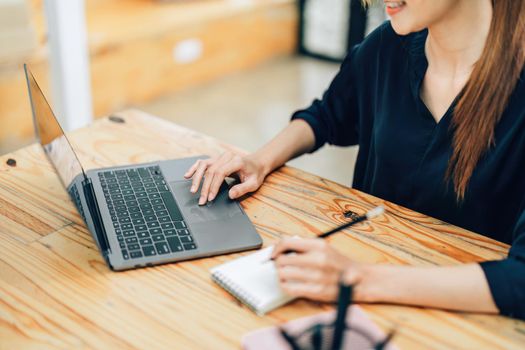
155;242;170;255
138;168;150;178
135;224;148;232
128;243;140;251
145;215;156;222
126;201;139;208
161;223;174;229
174;221;186;229
156;210;169;217
177;229;190;236
166;236;183;253
132;218;145;225
143;245;156;256
119;241;126;248
122;249;129;260
147;221;160;228
183;243;197;251
130;251;143;259
125;237;138;244
164;229;177;236
130;212;143;219
150;228;162;235
152;234;164;242
121;223;133;230
158;216;170;224
123;230;135;237
180;235;193;243
137;231;150;238
158;185;170;192
139;238;153;245
143;209;155;216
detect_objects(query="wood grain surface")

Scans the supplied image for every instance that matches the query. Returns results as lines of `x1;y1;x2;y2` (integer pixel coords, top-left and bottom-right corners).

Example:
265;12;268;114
1;110;524;350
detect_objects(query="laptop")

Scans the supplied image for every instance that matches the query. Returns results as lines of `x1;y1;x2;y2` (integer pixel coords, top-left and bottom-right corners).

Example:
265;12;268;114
24;64;262;271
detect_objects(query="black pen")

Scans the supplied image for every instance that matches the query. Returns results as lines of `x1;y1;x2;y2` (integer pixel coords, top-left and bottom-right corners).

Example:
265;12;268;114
265;206;385;263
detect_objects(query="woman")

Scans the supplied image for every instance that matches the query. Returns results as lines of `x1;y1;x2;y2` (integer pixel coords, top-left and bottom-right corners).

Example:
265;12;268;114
185;0;525;319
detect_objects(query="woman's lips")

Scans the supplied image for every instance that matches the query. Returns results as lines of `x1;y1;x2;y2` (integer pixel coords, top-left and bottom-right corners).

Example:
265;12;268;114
385;1;406;16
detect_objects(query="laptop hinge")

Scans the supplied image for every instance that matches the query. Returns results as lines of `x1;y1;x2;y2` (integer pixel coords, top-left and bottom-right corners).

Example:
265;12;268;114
82;177;111;258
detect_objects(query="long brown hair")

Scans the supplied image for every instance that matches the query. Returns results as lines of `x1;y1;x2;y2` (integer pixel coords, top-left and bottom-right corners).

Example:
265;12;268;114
446;0;525;200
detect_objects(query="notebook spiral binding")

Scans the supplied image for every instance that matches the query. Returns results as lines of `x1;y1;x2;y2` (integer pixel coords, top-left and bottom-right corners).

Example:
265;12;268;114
212;270;263;315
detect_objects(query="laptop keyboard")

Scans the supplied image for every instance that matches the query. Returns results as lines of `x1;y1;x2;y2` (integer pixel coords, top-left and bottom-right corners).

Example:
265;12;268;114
98;165;197;260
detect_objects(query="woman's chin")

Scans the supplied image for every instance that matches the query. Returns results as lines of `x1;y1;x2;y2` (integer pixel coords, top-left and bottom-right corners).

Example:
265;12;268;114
390;20;425;36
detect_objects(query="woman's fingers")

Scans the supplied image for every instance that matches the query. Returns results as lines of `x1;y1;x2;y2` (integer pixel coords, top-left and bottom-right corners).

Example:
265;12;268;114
274;251;332;270
184;160;200;179
271;238;327;260
207;156;242;202
198;153;234;205
190;159;209;194
277;265;332;284
228;177;259;199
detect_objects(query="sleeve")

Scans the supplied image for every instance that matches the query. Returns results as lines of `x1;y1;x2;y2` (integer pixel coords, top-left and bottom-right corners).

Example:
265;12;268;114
480;200;525;320
290;45;361;152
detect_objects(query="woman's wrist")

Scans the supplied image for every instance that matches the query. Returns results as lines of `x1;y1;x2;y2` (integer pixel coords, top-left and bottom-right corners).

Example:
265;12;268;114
343;263;383;303
250;150;277;178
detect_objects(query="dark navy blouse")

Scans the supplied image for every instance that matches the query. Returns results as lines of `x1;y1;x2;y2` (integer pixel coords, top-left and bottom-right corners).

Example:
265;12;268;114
292;21;525;319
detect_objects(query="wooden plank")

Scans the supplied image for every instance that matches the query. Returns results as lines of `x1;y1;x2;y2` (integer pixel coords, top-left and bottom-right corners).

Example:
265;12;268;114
1;109;524;349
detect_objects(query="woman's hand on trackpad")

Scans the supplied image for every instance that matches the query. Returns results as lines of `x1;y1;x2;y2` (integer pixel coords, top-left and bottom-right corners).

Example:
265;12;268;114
183;152;267;205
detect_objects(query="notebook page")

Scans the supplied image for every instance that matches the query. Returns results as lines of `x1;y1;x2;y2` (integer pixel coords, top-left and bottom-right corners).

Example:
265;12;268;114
211;246;295;315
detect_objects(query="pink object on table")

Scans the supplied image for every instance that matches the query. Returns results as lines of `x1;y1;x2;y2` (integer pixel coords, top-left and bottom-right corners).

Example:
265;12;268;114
242;305;397;350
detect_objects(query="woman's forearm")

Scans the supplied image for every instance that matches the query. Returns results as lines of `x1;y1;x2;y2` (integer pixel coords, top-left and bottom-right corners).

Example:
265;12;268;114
353;263;498;313
252;119;316;176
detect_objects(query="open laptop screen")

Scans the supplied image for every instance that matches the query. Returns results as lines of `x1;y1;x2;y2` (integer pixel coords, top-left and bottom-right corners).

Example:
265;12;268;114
24;65;86;188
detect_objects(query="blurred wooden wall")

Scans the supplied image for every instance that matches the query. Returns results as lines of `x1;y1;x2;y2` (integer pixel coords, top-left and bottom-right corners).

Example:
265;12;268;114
0;0;298;154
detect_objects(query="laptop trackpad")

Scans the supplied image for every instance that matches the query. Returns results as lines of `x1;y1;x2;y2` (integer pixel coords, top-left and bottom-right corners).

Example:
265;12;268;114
169;181;243;224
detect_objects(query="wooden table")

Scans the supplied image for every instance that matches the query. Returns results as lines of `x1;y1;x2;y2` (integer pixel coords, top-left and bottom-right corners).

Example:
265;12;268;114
1;110;524;349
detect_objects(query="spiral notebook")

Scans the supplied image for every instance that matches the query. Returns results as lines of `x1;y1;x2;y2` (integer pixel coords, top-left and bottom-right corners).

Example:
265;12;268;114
210;246;295;315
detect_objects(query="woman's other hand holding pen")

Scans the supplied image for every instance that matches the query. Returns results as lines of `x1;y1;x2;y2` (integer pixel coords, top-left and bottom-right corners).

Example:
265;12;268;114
271;238;365;302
